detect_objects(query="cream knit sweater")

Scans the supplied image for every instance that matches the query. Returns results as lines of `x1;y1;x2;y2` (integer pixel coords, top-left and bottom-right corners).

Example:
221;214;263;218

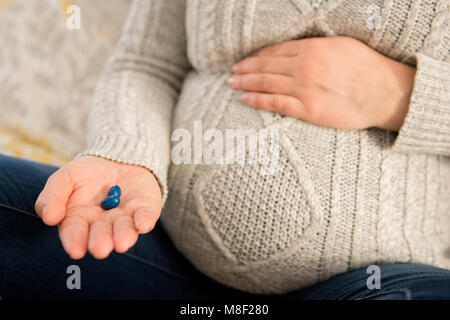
77;0;450;294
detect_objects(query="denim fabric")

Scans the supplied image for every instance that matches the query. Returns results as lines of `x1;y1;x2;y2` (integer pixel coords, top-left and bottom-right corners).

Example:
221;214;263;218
0;153;449;300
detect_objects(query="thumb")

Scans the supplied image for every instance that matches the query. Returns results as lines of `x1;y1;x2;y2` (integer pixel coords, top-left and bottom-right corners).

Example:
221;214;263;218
35;168;73;226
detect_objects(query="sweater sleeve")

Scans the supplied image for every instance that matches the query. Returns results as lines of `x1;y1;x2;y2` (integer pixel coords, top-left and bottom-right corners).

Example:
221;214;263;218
391;53;450;156
75;0;190;205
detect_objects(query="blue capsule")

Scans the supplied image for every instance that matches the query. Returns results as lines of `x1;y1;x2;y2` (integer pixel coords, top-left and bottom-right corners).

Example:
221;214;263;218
101;195;120;210
108;185;121;197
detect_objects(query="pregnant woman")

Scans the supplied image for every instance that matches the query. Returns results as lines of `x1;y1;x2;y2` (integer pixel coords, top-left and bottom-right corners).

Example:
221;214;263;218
1;0;449;299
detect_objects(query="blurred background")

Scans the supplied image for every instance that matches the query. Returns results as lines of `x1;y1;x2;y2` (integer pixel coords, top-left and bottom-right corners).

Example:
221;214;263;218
0;0;130;166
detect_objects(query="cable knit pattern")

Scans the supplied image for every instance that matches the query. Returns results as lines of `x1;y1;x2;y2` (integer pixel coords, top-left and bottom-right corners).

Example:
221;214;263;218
77;0;450;294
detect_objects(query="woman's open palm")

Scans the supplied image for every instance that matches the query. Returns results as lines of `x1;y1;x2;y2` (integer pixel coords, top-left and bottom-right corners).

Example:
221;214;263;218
34;156;162;260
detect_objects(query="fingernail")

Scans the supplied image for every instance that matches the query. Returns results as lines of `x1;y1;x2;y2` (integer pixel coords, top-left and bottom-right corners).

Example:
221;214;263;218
242;93;253;103
227;76;236;86
232;64;239;72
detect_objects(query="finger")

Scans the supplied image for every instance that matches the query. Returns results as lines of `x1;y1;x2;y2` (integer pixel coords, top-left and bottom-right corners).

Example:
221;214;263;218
241;92;307;120
35;169;73;226
88;221;114;259
113;216;138;253
251;40;301;57
58;216;89;260
134;207;158;234
232;56;294;75
228;73;296;96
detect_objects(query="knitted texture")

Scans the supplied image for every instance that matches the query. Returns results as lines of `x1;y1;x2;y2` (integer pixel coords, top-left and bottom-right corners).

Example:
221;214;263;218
77;0;450;294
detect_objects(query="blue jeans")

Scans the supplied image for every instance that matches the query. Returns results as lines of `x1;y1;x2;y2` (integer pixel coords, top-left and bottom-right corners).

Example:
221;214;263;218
0;153;449;300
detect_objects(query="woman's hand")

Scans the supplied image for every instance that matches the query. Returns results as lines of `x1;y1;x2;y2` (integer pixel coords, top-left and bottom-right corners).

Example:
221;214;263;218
35;155;162;260
229;36;416;131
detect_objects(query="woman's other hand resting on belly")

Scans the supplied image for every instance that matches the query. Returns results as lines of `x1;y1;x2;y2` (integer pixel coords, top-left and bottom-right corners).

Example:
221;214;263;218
229;36;416;132
34;156;162;260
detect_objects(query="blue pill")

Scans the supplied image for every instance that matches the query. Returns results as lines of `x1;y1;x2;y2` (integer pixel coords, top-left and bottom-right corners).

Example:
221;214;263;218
108;185;121;197
101;196;120;210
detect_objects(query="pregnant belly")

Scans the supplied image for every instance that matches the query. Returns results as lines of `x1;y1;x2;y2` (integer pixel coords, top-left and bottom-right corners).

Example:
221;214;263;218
161;71;369;294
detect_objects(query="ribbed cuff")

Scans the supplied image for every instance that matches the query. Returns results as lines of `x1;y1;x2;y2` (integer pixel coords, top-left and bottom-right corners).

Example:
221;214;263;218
75;132;169;205
392;53;450;156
